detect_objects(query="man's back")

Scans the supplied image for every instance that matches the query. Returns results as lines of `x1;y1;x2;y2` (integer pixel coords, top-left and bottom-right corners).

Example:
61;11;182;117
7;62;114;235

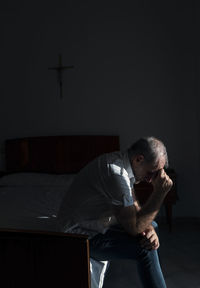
57;151;134;237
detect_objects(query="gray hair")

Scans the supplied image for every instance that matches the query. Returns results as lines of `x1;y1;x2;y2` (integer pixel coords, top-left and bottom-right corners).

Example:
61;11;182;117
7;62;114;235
128;136;169;168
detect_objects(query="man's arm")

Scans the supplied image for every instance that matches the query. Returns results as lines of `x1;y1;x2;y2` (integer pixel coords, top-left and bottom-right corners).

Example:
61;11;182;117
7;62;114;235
132;189;141;212
114;169;173;236
132;189;160;250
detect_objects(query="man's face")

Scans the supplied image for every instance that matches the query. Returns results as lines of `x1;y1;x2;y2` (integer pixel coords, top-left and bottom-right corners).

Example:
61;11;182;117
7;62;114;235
131;155;166;184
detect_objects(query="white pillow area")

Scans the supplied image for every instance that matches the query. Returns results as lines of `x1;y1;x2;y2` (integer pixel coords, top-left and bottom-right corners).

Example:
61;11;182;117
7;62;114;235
0;172;75;187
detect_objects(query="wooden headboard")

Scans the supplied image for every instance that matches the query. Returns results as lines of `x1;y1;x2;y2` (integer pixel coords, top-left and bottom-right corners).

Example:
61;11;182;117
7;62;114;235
5;135;120;173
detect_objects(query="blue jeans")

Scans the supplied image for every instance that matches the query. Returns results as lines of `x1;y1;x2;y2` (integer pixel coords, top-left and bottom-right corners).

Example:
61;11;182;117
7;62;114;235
90;221;166;288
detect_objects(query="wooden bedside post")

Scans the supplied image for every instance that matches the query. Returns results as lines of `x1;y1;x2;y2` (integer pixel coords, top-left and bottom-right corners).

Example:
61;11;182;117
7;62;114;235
164;169;178;231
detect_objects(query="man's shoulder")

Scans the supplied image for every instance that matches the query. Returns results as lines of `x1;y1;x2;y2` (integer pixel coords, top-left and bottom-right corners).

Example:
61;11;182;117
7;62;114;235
106;151;130;177
77;151;129;179
106;150;124;164
92;151;123;169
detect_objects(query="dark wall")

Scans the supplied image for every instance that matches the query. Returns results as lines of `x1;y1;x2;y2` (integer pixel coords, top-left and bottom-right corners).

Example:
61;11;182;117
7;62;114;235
0;0;199;216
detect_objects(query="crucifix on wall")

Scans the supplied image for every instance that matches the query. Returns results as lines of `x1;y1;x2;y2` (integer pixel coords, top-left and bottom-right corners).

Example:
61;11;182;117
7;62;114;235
48;54;74;99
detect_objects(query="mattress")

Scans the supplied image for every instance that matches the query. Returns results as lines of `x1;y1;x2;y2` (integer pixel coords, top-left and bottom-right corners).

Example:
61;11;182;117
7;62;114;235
0;173;75;231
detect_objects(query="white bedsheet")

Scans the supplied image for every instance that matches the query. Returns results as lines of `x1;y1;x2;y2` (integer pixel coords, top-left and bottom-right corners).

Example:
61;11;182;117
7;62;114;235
0;185;66;231
0;173;75;231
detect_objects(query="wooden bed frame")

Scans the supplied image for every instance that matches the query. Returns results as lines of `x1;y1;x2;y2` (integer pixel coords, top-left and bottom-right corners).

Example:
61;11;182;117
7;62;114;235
0;229;90;288
1;135;120;288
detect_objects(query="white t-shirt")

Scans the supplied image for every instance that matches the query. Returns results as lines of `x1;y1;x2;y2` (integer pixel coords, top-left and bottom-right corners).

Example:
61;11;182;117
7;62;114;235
58;151;135;238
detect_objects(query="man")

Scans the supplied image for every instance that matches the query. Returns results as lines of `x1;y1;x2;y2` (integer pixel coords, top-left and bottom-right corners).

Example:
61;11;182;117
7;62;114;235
58;136;173;288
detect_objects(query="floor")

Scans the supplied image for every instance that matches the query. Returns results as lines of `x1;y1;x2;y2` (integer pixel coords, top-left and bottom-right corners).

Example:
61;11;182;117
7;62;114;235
103;218;200;288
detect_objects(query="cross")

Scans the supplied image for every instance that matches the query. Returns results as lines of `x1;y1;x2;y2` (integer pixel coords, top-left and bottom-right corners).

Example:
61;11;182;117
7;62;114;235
48;54;74;99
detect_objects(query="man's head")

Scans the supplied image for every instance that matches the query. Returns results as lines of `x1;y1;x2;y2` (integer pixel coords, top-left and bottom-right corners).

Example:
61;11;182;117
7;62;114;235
128;137;168;184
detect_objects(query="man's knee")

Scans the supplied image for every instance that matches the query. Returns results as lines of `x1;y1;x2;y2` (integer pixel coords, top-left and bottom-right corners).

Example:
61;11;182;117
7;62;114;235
137;245;158;264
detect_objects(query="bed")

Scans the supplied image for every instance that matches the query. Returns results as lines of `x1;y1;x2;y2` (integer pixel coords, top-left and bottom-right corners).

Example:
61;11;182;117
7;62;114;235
0;135;120;288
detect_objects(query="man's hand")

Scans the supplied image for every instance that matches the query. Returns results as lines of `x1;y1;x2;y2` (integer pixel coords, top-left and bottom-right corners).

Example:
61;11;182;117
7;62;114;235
152;169;173;196
139;226;160;250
